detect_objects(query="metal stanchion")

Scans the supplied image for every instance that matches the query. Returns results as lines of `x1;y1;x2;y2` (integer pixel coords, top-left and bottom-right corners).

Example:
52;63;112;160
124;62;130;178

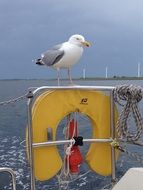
27;93;36;190
0;167;16;190
110;90;116;183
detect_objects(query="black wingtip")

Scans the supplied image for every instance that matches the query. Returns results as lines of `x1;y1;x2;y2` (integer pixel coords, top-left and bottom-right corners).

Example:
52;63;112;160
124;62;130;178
35;59;44;65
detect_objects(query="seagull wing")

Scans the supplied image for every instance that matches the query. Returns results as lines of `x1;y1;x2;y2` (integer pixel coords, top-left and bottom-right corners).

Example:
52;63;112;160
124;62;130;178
41;44;65;66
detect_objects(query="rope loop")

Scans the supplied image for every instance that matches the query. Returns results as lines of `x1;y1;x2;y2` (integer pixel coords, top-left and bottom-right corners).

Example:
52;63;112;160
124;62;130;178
113;85;143;105
113;85;143;142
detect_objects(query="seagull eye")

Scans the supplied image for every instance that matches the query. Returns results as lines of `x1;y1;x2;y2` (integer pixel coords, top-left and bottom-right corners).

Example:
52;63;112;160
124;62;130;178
76;37;80;40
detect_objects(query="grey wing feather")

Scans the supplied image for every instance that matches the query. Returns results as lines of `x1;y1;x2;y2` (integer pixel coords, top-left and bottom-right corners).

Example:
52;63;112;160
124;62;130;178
52;44;63;50
41;44;65;66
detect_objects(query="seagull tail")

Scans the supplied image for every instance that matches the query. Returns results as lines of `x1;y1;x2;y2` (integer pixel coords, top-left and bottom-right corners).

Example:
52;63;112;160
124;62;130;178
35;58;45;66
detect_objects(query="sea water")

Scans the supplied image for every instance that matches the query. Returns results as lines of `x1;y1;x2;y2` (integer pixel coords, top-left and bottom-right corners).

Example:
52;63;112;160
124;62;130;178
0;79;143;190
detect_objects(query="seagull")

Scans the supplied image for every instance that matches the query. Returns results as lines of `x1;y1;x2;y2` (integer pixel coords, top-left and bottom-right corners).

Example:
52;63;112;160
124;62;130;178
35;34;91;85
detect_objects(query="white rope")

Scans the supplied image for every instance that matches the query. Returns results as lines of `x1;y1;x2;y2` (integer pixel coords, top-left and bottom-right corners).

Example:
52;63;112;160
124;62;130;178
57;113;77;190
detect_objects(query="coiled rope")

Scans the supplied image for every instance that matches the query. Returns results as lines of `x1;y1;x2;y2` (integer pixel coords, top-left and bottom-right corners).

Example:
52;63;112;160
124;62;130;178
113;84;143;142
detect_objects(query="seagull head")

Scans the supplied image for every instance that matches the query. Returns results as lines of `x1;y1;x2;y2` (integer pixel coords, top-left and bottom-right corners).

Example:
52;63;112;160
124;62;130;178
68;34;91;47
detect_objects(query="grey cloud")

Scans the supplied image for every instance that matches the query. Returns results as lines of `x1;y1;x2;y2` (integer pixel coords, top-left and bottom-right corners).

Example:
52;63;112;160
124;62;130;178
0;0;143;78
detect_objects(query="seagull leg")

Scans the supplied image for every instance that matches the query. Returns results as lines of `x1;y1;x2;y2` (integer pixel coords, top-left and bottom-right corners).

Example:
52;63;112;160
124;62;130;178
68;68;73;84
57;68;60;86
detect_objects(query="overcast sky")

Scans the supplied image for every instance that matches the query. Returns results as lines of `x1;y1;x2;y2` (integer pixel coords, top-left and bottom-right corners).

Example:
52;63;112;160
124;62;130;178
0;0;143;79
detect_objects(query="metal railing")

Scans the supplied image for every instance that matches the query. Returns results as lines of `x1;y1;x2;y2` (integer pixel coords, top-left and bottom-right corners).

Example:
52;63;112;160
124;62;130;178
27;85;116;190
0;167;16;190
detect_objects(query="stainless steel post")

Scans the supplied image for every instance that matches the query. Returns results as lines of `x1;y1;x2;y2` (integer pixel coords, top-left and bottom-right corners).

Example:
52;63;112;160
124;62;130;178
27;97;36;190
110;90;116;182
0;167;16;190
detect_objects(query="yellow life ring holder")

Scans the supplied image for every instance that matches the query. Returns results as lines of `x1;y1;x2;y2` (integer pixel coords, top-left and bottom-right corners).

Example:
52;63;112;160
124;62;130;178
30;89;119;181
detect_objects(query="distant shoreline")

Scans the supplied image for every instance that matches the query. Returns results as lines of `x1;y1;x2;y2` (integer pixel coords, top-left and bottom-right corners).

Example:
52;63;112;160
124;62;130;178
0;77;143;81
80;77;143;80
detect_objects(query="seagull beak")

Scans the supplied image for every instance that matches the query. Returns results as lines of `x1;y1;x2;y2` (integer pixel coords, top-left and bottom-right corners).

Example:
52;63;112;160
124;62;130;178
81;40;91;47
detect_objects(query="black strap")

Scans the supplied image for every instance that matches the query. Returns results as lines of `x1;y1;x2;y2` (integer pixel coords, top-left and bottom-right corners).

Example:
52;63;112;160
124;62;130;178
73;136;83;146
